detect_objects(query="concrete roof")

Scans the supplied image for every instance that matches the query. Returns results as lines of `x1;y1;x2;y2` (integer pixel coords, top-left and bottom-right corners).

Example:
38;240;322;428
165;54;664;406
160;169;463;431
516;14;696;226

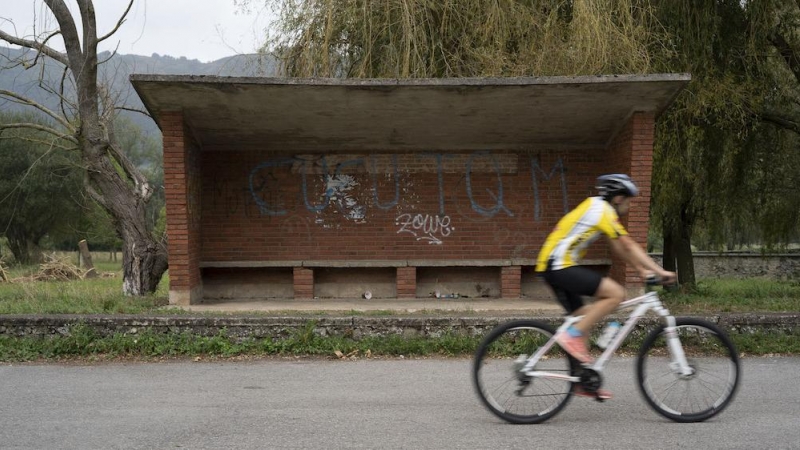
130;74;690;152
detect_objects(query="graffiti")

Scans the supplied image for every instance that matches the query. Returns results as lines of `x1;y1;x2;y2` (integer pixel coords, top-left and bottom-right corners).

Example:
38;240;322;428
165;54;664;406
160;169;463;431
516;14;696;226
530;157;568;220
237;152;572;234
465;152;514;218
323;174;366;223
301;157;331;213
396;213;454;245
372;155;400;210
249;158;294;216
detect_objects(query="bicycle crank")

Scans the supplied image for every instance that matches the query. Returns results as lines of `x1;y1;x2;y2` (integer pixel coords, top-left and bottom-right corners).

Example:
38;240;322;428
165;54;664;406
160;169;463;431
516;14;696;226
578;368;605;402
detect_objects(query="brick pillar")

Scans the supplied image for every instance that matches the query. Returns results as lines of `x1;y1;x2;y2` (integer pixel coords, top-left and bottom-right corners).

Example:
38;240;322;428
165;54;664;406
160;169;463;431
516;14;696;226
293;267;314;299
608;111;655;296
163;110;203;305
396;267;417;298
501;266;522;298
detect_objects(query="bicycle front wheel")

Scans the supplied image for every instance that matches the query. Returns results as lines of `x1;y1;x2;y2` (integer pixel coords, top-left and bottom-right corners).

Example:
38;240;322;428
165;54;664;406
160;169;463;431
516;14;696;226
472;320;574;424
637;318;740;423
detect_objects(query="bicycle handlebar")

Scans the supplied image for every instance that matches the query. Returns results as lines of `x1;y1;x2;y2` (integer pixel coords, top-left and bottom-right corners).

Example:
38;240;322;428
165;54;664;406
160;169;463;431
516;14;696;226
645;274;677;287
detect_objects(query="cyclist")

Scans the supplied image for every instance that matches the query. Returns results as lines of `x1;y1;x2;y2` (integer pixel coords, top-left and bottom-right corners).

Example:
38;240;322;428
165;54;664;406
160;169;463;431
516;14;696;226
535;174;676;398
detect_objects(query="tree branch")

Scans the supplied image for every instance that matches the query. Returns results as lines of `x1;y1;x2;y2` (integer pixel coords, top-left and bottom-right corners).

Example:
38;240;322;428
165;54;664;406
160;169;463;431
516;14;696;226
0;89;75;132
46;0;101;127
761;111;800;135
84;181;109;210
0;123;79;144
0;135;77;151
768;30;800;84
98;0;134;43
76;0;98;56
42;0;86;93
96;83;153;202
0;29;69;67
30;30;64;67
115;106;152;118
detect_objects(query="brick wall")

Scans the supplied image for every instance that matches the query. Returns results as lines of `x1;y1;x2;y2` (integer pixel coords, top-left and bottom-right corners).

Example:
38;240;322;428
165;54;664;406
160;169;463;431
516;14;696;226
163;111;203;305
607;112;656;289
162;113;656;302
199;150;613;263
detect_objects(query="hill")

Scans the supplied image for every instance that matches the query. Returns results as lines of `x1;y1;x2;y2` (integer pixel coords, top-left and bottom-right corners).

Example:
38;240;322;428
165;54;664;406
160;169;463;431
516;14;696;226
0;46;277;136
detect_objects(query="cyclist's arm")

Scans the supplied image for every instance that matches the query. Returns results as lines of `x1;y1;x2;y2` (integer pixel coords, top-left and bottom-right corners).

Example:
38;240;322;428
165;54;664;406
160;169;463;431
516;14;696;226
607;235;675;281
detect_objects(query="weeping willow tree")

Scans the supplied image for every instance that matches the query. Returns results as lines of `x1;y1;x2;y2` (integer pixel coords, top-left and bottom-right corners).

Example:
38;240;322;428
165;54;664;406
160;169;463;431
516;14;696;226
246;0;800;287
258;0;665;77
649;0;800;286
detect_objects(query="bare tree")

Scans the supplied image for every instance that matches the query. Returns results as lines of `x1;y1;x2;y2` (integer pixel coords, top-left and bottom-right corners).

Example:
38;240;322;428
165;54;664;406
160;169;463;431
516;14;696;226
0;0;168;295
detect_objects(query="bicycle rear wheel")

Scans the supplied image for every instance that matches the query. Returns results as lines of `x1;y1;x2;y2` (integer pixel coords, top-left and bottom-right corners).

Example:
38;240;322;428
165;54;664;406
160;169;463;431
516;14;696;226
472;320;574;424
636;318;740;423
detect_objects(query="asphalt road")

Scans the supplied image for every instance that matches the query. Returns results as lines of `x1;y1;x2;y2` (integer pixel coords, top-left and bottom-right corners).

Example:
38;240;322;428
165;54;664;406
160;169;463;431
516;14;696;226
1;357;797;449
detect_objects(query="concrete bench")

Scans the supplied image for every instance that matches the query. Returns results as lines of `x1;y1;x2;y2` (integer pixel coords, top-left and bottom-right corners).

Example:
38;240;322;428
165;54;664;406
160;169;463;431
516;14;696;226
199;259;612;299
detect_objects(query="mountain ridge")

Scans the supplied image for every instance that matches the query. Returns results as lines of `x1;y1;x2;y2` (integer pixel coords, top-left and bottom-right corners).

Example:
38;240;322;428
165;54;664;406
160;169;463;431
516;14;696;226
0;45;278;136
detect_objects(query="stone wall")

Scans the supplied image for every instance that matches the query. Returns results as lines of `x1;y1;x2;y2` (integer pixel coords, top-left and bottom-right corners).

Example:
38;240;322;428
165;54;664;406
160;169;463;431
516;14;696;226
651;253;800;279
1;313;798;341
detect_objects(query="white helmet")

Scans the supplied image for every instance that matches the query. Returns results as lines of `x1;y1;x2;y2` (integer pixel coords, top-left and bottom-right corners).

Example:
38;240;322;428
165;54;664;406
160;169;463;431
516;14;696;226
597;174;638;199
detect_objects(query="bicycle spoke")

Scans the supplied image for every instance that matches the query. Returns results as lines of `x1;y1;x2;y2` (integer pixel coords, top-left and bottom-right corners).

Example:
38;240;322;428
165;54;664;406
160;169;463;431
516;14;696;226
473;320;573;424
637;319;739;422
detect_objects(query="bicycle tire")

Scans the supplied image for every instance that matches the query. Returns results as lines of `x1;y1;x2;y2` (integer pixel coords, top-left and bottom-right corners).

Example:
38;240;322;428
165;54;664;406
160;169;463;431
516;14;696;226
636;318;740;423
472;320;574;424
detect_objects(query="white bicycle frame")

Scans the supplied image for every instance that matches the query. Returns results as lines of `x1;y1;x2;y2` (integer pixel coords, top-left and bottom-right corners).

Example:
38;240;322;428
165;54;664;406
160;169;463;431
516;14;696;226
521;290;694;382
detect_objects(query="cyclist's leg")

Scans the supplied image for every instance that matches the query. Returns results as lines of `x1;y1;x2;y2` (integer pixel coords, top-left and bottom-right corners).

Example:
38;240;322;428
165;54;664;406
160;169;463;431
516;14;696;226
543;267;600;363
573;277;624;335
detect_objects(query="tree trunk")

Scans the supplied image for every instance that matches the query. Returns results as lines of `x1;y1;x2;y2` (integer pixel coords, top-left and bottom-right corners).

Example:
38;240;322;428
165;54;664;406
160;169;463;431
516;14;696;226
675;206;697;290
675;231;696;287
120;226;168;295
6;230;43;265
87;152;168;295
662;221;677;272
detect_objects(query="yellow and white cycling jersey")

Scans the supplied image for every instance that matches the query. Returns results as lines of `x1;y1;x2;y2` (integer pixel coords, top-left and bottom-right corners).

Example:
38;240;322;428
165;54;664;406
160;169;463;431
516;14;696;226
535;197;627;272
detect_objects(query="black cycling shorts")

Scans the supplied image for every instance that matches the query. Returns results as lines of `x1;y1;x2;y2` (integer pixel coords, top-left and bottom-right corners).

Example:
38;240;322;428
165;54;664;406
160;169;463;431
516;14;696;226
542;265;603;314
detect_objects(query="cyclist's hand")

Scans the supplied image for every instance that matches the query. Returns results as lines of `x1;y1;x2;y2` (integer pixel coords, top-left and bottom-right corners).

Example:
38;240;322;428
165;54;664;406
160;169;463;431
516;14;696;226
658;270;677;285
641;270;677;285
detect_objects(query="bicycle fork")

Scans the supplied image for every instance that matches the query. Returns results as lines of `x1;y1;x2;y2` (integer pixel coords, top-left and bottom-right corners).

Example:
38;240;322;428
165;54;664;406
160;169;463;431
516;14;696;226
660;315;695;377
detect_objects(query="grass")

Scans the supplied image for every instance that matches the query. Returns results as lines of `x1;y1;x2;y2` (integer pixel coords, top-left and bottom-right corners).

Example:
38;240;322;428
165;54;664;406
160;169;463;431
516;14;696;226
0;322;484;362
1;320;796;363
661;278;800;314
0;256;798;360
0;254;170;315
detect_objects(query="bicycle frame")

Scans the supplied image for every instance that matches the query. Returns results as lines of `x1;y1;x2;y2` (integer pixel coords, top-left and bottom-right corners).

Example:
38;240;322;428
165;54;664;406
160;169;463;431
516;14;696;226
521;290;694;383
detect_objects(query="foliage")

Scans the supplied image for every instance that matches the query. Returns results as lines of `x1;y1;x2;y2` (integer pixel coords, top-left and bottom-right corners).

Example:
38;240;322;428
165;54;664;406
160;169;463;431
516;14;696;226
0;111;83;264
260;0;665;78
650;0;800;256
253;0;800;286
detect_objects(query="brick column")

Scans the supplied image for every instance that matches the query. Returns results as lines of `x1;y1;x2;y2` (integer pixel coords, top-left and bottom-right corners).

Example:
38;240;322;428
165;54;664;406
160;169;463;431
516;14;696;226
293;267;314;299
163;111;203;305
608;111;655;296
396;267;417;298
501;266;522;298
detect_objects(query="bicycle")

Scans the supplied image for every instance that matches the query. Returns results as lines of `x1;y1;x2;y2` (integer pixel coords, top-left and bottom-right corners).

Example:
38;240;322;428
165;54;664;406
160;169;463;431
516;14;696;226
472;278;740;424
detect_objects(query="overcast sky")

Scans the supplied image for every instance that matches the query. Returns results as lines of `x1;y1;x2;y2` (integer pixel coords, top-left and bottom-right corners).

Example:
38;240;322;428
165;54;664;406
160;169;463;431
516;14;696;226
1;0;275;62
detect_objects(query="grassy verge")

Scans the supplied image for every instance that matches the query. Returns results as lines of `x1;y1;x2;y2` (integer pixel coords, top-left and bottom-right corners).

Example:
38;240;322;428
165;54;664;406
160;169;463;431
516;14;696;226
0;259;170;314
1;322;797;363
0;323;481;362
660;278;800;314
1;263;799;360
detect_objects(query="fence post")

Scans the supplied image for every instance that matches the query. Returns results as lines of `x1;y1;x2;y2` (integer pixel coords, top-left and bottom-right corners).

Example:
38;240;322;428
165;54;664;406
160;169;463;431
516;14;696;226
78;240;98;278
